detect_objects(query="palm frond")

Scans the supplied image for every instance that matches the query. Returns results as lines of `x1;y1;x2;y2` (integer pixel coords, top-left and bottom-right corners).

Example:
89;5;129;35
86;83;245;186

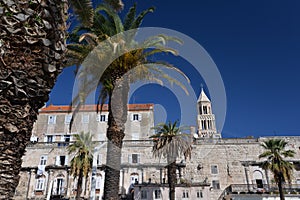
70;0;94;27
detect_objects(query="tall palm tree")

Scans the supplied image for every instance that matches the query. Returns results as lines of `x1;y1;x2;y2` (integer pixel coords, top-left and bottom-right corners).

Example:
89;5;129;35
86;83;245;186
259;138;295;200
150;121;192;200
67;132;96;200
67;3;188;199
0;0;123;198
0;1;70;198
0;0;124;198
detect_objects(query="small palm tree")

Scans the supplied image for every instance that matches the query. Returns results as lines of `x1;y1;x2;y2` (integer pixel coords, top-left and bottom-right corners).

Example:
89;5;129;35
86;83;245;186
67;132;96;200
150;121;192;200
259;138;295;200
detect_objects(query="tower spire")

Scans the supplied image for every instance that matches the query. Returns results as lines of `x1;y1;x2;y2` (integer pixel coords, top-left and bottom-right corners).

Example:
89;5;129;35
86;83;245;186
196;85;221;138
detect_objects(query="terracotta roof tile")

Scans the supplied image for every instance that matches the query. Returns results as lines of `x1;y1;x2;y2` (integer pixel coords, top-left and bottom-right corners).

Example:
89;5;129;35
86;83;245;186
39;104;154;113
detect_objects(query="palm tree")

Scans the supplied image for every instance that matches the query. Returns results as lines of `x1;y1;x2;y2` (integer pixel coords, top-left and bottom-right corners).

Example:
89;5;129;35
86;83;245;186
0;0;123;198
0;0;70;198
67;132;96;200
150;121;192;200
66;3;188;199
259;138;295;200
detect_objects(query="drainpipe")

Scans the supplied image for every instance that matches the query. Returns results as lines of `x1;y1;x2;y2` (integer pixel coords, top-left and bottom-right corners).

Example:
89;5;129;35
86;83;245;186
160;168;162;184
26;169;34;199
141;168;144;183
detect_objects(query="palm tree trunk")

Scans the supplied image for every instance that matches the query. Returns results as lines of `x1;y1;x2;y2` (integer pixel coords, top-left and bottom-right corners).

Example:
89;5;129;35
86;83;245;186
76;172;83;200
278;174;285;200
103;78;129;200
0;1;67;199
167;161;177;200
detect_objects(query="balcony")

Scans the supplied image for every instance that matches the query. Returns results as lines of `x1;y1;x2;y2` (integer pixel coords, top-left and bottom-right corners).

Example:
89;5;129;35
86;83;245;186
219;184;300;200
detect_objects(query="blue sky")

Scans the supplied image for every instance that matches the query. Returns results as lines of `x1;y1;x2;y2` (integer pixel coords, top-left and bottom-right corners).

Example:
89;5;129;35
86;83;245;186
50;0;300;138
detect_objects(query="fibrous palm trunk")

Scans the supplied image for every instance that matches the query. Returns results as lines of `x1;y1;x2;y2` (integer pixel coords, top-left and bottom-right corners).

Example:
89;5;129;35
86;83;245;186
167;161;177;200
76;171;83;200
278;174;285;200
0;0;67;199
103;78;128;200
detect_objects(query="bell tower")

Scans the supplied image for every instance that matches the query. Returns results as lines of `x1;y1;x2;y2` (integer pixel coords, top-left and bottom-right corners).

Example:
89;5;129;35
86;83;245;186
197;87;221;138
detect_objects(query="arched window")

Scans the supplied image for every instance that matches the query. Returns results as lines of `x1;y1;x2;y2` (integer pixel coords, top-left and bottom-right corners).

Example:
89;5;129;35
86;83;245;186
130;172;139;184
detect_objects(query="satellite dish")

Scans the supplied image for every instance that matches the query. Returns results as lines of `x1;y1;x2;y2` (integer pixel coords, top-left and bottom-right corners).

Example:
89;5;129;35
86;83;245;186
193;133;199;139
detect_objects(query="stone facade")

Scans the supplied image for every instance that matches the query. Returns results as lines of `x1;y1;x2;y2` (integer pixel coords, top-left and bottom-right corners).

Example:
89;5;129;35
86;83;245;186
14;90;300;200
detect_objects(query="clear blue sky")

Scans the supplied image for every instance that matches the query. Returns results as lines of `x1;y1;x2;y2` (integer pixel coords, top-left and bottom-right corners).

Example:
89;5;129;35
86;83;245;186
50;0;300;138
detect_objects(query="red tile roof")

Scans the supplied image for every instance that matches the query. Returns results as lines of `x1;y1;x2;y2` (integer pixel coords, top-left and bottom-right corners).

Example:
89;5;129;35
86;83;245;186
39;104;154;113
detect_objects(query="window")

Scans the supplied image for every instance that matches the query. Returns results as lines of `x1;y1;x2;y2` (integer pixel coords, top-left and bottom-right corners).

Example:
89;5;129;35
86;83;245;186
154;189;161;199
64;135;70;143
46;135;53;143
35;177;45;191
40;156;47;166
48;115;56;124
182;190;189;198
212;180;220;189
100;114;106;122
65;115;72;124
56;156;67;166
129;154;140;163
196;190;203;198
211;165;218;174
203;106;208;114
131;113;141;121
95;175;102;189
141;190;147;199
201;120;207;130
130;173;139;184
97;154;102;165
82;114;89;123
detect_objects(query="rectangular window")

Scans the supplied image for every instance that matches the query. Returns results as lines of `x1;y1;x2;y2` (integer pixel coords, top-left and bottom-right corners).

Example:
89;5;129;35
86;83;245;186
131;113;142;121
211;165;218;174
154;189;161;199
56;156;67;166
40;156;47;166
65;115;72;124
100;114;106;122
132;154;140;163
133;114;139;121
212;180;220;189
46;135;53;143
82;114;89;123
197;190;203;198
141;190;147;199
48;115;56;124
95;176;102;189
182;190;189;198
35;178;45;190
64;135;70;143
97;154;102;165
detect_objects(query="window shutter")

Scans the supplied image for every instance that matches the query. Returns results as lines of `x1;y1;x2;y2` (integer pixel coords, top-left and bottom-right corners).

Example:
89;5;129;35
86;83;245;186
105;114;108;122
55;156;60;165
52;136;56;142
130;114;134;121
138;114;142;121
65;155;68;165
96;114;100;122
44;136;47;143
128;155;132;163
137;154;141;163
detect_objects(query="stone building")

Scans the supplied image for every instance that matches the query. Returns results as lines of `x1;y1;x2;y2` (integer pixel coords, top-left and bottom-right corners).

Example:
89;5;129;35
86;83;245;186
14;90;300;200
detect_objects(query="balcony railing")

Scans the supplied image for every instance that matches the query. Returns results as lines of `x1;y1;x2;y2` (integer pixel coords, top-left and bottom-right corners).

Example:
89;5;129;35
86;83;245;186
229;184;300;194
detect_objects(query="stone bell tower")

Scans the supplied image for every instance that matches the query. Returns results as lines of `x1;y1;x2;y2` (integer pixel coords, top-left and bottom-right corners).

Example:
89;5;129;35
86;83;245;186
197;87;221;138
